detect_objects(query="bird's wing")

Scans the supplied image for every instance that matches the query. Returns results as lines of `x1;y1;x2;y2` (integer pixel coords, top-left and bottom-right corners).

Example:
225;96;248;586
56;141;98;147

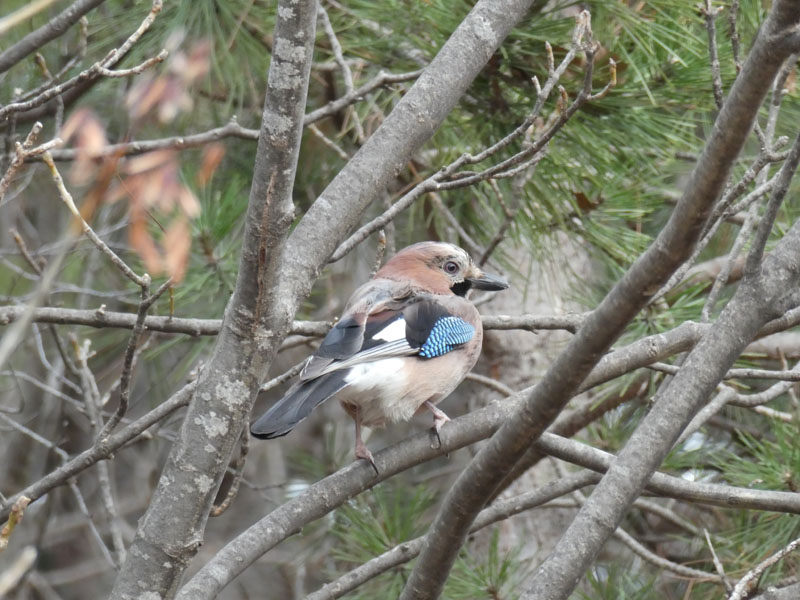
251;291;476;440
301;292;476;380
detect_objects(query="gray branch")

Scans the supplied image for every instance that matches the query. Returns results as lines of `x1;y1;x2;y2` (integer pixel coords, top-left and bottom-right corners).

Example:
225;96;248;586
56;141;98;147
400;3;800;598
176;390;800;599
0;0;107;75
307;471;600;600
0;305;591;339
522;15;800;600
107;0;318;597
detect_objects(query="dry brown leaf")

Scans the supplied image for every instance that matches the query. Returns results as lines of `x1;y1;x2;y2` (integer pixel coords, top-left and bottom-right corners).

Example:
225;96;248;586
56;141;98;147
163;217;192;282
129;204;163;276
60;108;108;185
196;142;225;187
125;40;211;125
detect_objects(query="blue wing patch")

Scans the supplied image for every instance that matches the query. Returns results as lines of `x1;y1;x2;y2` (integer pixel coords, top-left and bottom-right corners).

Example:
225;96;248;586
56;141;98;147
419;317;475;358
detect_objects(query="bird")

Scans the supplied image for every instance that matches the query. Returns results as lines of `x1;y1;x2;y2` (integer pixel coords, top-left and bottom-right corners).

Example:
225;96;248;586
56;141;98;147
250;241;508;473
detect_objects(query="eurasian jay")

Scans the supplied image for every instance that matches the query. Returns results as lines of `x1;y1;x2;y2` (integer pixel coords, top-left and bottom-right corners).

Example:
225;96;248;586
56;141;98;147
250;241;508;472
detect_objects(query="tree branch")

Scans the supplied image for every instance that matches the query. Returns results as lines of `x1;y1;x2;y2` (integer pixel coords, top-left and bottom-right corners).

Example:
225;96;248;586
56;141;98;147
0;306;586;337
0;0;164;123
0;0;107;74
0;382;194;523
176;394;800;599
108;0;318;597
401;4;800;598
524;46;800;600
307;471;600;600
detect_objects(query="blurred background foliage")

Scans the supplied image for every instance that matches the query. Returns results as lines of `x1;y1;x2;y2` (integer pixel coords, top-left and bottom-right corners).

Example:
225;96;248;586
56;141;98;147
2;0;799;598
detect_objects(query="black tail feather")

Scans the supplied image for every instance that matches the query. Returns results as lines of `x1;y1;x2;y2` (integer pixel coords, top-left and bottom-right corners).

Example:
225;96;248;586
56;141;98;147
250;371;348;439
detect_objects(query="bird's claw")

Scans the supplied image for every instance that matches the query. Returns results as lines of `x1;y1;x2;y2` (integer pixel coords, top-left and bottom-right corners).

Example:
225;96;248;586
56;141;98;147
427;402;451;450
355;440;379;476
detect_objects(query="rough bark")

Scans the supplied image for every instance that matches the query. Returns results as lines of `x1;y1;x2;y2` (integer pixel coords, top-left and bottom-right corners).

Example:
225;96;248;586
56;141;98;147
523;138;800;598
107;0;317;597
110;0;542;596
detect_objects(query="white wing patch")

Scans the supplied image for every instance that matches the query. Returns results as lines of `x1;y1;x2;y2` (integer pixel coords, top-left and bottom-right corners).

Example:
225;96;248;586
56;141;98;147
374;317;406;342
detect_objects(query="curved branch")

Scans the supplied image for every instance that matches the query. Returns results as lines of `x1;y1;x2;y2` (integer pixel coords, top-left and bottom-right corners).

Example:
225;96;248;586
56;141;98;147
307;471;600;600
108;0;318;597
177;393;800;599
401;5;800;598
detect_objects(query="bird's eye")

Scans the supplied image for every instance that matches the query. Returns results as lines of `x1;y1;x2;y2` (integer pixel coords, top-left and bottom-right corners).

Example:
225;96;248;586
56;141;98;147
444;261;459;274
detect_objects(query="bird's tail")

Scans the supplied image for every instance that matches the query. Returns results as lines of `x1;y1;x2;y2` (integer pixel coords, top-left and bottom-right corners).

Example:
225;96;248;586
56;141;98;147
250;372;349;439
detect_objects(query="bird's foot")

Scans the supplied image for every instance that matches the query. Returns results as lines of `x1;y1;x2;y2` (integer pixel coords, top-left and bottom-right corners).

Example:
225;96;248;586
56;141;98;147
355;439;379;476
425;401;451;449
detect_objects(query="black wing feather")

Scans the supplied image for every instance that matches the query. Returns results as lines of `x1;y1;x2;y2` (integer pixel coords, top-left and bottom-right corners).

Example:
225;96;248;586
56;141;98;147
250;371;348;439
251;298;466;440
403;301;457;349
315;316;363;359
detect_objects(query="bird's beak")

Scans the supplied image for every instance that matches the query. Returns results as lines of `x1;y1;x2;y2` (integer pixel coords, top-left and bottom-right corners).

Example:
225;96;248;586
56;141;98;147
465;269;509;291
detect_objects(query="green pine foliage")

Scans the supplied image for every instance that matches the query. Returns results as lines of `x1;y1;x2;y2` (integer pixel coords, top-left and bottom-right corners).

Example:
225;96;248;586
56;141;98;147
3;0;799;596
447;530;527;600
572;565;656;600
329;481;527;600
329;481;437;599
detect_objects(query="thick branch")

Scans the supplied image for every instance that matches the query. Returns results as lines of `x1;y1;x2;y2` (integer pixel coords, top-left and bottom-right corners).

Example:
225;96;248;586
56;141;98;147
307;471;600;600
526;86;800;600
401;4;800;598
177;393;800;599
108;0;318;597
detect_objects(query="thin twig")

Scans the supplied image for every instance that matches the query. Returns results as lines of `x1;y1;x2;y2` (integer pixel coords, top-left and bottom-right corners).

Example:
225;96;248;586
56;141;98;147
369;230;387;278
329;11;614;264
701;202;758;321
553;458;718;583
728;0;741;71
42;151;149;288
428;192;486;259
745;131;800;276
0;0;164;121
98;278;172;438
0;122;54;205
465;372;515;397
729;535;800;600
95;49;168;77
308;123;350;160
23;68;419;163
705;528;734;593
17;17;90;104
210;427;249;517
0;0;101;72
703;0;725;109
479;179;519;266
318;3;365;143
0;381;195;522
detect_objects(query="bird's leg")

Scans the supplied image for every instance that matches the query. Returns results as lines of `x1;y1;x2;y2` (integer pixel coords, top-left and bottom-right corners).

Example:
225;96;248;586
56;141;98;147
353;406;378;475
425;401;451;449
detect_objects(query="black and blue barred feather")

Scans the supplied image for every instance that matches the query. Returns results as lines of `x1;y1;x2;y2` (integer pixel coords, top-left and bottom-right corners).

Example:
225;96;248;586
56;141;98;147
419;316;475;358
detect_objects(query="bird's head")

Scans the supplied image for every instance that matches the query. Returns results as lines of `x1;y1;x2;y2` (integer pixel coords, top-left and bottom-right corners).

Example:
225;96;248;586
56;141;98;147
375;241;508;296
